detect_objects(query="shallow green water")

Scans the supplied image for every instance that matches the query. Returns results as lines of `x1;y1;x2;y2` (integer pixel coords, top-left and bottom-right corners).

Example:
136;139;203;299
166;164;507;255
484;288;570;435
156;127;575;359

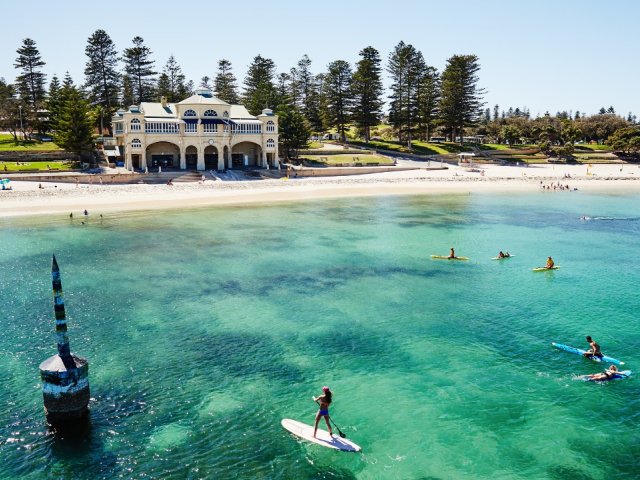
1;191;640;479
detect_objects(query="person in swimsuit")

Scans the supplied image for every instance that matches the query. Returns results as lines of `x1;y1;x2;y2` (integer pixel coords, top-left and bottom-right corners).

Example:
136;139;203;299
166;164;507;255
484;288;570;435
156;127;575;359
583;336;603;360
546;256;555;269
498;251;510;258
449;248;455;259
586;365;620;381
313;386;333;438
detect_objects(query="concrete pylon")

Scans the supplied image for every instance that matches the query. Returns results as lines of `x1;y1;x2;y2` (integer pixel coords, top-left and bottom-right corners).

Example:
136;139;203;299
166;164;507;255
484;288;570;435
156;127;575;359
39;255;90;424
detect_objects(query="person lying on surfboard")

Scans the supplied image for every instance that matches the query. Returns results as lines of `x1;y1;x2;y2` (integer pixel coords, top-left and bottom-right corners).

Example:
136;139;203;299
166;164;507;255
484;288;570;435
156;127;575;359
585;365;620;381
498;251;510;258
546;256;555;269
583;336;603;360
448;248;456;259
313;386;333;438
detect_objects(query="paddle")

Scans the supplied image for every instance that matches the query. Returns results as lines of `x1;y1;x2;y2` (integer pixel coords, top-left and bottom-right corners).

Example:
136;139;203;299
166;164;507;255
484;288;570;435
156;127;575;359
314;397;347;438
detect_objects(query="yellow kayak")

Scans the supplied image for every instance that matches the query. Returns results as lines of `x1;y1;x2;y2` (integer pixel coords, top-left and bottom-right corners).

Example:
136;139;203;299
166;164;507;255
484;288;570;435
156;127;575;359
431;255;469;261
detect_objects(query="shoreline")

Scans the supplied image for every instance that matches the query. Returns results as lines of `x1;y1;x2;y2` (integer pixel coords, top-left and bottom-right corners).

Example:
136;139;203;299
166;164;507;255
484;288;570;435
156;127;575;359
1;163;640;218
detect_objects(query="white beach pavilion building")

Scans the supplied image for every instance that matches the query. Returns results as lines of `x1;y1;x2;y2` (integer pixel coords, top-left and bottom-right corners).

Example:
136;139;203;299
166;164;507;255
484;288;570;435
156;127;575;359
112;89;279;171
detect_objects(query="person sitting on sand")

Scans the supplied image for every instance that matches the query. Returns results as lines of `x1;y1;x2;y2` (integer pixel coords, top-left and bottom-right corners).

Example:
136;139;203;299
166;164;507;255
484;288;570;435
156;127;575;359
449;247;456;259
583;336;603;360
586;365;621;381
313;386;333;438
166;178;173;186
546;256;555;269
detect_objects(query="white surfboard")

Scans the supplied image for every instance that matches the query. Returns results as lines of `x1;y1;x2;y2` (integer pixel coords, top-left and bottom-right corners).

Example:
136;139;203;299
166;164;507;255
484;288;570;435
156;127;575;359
281;418;361;452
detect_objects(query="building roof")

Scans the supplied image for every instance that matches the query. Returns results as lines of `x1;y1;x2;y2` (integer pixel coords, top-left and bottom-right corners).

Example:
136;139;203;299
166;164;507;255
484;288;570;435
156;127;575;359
229;105;256;120
177;94;230;106
140;102;177;118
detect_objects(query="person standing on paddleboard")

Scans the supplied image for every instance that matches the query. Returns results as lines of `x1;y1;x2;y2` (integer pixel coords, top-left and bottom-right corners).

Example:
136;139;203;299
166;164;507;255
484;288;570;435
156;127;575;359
449;247;455;259
313;386;333;438
583;336;603;360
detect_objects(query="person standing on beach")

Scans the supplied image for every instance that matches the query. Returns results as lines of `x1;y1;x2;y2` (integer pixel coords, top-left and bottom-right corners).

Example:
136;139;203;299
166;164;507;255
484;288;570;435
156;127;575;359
583;336;603;360
313;386;333;438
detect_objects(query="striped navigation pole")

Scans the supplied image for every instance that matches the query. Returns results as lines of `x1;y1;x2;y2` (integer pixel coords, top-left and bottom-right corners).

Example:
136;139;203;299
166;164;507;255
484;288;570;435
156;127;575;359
38;255;90;424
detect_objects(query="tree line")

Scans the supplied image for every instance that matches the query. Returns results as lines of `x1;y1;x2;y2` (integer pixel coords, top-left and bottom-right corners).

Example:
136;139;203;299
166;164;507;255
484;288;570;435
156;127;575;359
0;31;638;159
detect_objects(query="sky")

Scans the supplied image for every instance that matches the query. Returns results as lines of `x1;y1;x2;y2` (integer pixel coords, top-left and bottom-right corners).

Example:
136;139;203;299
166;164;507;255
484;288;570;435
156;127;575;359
1;0;638;118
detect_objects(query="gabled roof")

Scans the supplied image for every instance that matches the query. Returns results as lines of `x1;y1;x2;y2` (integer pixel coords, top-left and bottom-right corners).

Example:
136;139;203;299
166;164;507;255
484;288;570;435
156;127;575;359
140;102;177;118
177;94;230;106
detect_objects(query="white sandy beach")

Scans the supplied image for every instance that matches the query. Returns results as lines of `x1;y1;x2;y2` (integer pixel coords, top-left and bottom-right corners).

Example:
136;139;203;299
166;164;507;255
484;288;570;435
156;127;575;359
1;162;639;218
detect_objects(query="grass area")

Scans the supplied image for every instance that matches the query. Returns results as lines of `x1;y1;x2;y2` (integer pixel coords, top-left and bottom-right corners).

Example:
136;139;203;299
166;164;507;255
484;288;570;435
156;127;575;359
478;144;538;151
348;139;482;155
574;144;612;151
0;134;62;151
304;141;323;149
300;154;394;166
1;160;79;172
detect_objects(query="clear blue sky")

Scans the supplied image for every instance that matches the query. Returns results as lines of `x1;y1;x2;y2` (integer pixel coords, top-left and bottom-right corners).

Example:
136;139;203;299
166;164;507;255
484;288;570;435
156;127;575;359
1;0;638;118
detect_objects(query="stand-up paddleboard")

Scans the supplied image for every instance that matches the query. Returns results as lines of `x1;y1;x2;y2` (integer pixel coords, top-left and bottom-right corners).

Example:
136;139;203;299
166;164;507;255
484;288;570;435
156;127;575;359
533;266;560;271
281;419;361;452
492;255;515;260
552;342;625;365
580;370;632;382
431;255;469;261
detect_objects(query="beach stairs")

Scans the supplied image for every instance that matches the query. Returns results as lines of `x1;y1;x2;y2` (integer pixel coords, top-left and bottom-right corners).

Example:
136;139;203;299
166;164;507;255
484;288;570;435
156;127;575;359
139;171;203;184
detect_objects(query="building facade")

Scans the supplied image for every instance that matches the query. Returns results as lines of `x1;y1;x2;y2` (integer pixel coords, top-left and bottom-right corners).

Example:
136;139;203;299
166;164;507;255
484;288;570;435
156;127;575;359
112;90;279;171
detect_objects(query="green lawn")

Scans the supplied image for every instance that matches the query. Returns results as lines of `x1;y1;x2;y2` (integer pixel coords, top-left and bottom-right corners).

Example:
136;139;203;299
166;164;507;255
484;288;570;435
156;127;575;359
574;144;612;152
0;134;62;151
305;141;323;149
1;160;79;172
479;143;538;151
348;139;480;155
300;154;394;166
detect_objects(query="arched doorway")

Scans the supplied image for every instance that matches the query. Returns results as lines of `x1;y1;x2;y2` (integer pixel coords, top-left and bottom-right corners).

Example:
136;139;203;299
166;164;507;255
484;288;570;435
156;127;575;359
204;145;219;170
146;141;180;169
231;141;262;168
185;145;198;169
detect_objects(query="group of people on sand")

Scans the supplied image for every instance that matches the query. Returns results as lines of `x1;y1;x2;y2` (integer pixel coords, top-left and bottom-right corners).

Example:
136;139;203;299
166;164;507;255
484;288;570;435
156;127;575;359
540;181;573;191
581;336;623;381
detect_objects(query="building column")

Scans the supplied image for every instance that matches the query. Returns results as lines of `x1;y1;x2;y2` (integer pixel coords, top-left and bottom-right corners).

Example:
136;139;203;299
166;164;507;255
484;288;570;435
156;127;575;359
261;150;268;168
275;144;280;170
125;148;132;171
179;145;186;170
197;145;205;171
141;150;147;170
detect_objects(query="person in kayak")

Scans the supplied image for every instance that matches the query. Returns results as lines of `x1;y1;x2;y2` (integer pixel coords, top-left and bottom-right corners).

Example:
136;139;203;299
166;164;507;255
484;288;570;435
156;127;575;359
546;256;555;268
583;336;603;360
313;386;333;438
585;365;621;381
448;247;456;259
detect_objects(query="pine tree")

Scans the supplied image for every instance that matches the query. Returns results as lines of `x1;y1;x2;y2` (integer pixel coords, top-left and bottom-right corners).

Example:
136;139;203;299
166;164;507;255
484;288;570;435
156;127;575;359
387;41;424;147
323;60;352;142
53;76;94;159
157;55;188;102
214;59;240;103
200;76;212;89
0;78;20;141
351;46;384;142
121;75;135;106
439;54;485;144
292;55;323;132
122;36;157;104
46;75;62;132
275;72;292;108
242;55;277;115
83;29;120;132
14;38;47;109
416;66;440;141
277;103;309;159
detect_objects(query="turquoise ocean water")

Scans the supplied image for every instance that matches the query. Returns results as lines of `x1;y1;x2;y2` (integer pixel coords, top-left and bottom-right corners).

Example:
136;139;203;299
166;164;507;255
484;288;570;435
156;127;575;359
1;190;639;479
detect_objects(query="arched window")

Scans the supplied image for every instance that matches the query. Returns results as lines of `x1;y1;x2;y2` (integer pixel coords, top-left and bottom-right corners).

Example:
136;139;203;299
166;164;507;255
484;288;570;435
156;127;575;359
266;139;275;149
131;138;142;149
183;109;197;117
203;109;218;117
266;121;275;133
222;111;229;118
130;118;141;131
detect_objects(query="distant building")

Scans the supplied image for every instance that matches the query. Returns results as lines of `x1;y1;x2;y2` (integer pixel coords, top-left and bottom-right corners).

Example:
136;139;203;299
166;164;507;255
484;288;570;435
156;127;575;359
112;90;279;171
